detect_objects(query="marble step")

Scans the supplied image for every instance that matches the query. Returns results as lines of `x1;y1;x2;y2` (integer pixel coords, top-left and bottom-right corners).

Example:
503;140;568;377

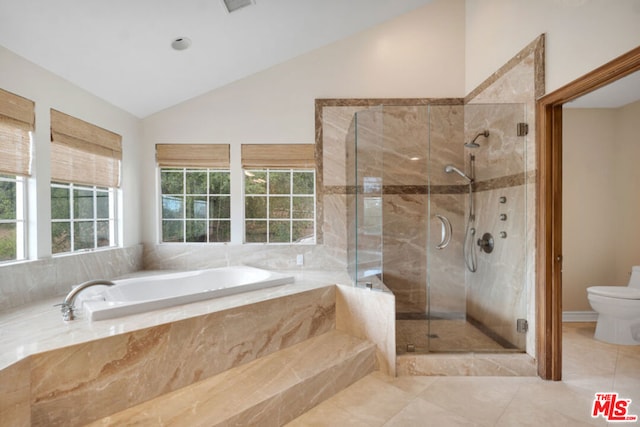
88;330;376;426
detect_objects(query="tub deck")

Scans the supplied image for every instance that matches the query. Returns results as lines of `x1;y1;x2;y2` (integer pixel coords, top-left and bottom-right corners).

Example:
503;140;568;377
0;269;353;371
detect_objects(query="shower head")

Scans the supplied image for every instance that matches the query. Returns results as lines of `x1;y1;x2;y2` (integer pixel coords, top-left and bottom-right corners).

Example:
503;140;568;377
465;130;490;148
444;165;472;182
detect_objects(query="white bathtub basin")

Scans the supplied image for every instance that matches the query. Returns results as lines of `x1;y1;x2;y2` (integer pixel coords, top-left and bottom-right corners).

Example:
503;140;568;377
79;266;295;321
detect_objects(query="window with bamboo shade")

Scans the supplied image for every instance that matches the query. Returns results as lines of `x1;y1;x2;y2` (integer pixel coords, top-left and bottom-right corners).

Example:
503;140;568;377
50;109;121;254
0;88;33;262
50;109;122;188
242;144;316;244
156;144;231;243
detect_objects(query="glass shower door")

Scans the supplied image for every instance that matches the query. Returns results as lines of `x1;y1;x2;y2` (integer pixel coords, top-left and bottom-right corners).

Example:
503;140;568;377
348;107;384;285
427;103;528;353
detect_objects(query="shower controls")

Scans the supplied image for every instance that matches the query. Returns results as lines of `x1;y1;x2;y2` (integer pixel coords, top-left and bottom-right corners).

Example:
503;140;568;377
499;196;507;203
477;232;494;254
500;231;507;239
500;214;507;221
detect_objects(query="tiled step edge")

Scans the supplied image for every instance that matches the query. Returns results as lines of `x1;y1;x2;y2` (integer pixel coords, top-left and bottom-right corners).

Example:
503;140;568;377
88;330;377;426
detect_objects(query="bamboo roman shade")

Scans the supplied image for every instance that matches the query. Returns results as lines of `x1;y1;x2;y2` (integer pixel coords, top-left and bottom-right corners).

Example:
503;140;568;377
241;144;315;168
0;88;34;176
156;144;230;168
50;109;122;187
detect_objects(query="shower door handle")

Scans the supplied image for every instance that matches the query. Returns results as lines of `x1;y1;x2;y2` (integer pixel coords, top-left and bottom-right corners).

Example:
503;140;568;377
435;214;452;250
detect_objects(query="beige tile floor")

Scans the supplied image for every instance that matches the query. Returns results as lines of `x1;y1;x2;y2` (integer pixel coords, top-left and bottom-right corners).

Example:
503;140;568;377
287;323;640;426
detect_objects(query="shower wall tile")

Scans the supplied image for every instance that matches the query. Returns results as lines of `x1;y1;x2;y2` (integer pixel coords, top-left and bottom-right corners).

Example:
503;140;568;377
465;103;526;182
322;194;348;264
428;105;465;186
464;36;542;356
467;185;527;349
428;194;466;316
382;194;428;313
0;245;143;312
322;106;361;187
381;106;429;186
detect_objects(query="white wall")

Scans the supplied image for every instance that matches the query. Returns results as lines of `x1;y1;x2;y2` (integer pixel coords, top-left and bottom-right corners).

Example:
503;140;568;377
465;0;640;95
563;101;640;311
141;0;465;245
0;45;143;252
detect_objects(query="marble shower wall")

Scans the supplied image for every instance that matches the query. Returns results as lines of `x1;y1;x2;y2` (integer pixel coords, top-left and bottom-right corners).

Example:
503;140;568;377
427;105;466;317
465;35;544;354
323;102;468;315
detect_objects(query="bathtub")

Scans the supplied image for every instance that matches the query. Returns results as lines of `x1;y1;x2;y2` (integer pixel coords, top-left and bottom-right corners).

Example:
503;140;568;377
79;266;295;321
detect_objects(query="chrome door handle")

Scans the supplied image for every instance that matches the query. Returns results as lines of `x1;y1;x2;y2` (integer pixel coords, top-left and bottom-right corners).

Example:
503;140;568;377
436;214;452;250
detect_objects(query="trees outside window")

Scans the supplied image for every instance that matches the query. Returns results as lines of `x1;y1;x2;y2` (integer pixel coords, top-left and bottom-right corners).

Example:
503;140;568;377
244;169;315;244
160;168;231;243
0;174;25;261
51;182;116;254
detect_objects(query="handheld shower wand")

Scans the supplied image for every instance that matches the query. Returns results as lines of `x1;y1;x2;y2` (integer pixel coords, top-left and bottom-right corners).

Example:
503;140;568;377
444;165;472;182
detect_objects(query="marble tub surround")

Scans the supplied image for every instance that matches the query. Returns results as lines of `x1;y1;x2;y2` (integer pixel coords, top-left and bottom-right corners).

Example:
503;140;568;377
88;330;376;427
0;244;143;311
0;269;349;371
143;241;347;272
0;270;396;426
337;282;396;376
8;284;337;426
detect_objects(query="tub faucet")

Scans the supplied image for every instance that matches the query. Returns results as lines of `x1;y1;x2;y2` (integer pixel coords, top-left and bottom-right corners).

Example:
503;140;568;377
59;279;116;321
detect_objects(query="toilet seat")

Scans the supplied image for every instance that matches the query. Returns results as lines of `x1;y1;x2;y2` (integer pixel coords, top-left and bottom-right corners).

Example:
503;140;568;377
587;286;640;299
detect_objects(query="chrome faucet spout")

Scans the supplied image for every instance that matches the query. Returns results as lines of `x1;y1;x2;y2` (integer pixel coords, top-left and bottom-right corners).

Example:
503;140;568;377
59;279;116;321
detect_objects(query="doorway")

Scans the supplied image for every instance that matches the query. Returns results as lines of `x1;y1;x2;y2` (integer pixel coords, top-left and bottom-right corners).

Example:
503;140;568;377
537;45;640;380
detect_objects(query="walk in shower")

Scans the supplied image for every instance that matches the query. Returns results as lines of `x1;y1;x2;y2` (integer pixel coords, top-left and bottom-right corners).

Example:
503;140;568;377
347;102;528;354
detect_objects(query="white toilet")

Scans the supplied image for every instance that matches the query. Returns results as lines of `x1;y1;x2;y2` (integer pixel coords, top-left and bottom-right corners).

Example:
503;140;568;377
587;266;640;345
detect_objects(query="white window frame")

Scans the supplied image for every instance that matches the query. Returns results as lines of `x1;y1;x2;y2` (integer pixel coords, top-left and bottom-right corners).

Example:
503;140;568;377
0;174;27;262
50;182;117;254
158;167;232;244
243;168;316;245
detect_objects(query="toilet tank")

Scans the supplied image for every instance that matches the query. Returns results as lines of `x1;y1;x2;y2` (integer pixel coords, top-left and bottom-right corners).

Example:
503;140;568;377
629;266;640;288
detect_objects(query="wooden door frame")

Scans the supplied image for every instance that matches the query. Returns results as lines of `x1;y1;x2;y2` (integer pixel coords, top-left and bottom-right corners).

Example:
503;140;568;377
536;45;640;380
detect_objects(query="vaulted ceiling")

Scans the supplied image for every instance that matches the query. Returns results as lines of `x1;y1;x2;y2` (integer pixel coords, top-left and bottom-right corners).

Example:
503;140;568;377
0;0;434;117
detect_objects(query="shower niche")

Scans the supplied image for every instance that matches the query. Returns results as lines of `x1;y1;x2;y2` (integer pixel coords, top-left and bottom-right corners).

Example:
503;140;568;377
346;102;528;355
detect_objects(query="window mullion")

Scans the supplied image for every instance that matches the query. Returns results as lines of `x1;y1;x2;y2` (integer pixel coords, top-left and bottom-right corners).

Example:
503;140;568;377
69;184;75;252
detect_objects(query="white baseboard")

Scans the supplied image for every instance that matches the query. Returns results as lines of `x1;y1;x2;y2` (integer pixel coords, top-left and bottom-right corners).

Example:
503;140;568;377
562;311;598;322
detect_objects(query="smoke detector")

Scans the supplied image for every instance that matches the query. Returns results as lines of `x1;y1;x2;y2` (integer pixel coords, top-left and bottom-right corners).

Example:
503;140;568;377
222;0;254;13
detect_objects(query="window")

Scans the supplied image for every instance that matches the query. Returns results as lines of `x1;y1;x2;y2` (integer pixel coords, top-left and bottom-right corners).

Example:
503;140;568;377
160;168;231;242
0;88;34;262
156;144;231;243
0;175;25;261
244;169;316;243
51;182;115;254
50;109;122;254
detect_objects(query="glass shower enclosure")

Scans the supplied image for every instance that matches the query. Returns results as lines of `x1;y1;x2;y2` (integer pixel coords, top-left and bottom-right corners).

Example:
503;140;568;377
348;102;528;354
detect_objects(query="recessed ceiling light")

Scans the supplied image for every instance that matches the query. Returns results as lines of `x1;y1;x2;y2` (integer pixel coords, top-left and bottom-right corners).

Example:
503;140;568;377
171;37;192;51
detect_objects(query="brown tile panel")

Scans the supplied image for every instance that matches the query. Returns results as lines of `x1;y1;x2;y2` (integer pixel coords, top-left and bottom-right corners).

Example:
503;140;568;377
323;171;535;196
